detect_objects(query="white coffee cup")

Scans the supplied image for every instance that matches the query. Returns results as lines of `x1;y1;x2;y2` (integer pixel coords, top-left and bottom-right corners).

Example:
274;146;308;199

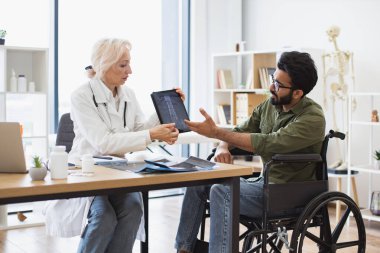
82;154;94;173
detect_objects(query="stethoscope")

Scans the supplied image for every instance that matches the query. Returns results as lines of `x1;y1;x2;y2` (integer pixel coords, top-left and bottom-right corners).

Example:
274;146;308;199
89;83;127;129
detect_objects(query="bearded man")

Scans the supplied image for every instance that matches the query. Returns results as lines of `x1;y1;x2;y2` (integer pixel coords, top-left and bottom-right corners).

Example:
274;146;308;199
175;51;326;253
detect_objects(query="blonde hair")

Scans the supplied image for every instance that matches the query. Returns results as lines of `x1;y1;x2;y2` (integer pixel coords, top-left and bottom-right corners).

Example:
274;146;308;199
88;38;132;79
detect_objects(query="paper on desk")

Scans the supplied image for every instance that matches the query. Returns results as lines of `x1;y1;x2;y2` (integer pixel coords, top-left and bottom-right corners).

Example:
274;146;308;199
95;160;129;170
125;151;165;163
93;155;126;164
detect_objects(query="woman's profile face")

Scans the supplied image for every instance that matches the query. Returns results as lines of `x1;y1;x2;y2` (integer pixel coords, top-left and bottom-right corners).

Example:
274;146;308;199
103;49;132;86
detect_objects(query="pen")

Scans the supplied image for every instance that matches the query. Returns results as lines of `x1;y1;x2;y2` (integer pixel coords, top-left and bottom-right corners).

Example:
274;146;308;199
93;155;113;160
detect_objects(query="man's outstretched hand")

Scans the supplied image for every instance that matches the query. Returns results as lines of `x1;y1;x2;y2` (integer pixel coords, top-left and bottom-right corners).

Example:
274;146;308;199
184;108;218;138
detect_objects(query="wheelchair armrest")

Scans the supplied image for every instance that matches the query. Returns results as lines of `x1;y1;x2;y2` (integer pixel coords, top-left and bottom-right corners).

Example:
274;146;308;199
206;147;254;161
230;147;255;156
328;129;345;140
271;153;322;162
206;148;217;161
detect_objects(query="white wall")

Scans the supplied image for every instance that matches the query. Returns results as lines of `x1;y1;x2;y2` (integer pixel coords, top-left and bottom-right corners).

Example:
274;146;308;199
243;0;379;92
0;0;50;48
243;0;380;207
190;0;242;121
190;0;242;157
57;0;162;118
1;0;53;133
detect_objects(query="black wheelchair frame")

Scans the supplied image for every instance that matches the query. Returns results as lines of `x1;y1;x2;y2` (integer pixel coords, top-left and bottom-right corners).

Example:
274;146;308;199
201;130;366;253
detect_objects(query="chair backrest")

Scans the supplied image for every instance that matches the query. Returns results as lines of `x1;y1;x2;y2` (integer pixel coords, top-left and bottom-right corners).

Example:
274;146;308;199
56;113;75;153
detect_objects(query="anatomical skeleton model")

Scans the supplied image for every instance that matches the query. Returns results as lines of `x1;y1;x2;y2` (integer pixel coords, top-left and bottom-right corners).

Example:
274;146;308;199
322;26;356;171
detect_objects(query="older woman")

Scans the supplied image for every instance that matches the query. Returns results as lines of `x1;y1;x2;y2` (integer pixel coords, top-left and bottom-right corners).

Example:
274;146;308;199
44;38;183;253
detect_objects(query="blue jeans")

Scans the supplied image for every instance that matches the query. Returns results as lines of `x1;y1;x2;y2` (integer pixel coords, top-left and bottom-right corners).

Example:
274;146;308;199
175;177;264;253
77;192;143;253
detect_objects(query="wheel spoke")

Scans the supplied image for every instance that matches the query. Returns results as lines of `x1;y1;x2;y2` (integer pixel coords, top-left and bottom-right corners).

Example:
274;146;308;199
332;206;351;243
268;239;281;253
321;207;333;243
247;242;261;253
305;231;330;250
336;240;360;249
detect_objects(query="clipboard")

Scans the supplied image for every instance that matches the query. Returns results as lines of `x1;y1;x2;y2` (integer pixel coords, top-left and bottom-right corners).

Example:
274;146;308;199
151;89;190;133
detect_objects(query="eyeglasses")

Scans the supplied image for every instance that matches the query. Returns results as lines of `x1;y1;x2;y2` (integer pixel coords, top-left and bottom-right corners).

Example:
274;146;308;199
271;74;294;92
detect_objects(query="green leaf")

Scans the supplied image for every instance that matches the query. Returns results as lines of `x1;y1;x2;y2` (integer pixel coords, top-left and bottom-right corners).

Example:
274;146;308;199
32;155;43;168
373;150;380;160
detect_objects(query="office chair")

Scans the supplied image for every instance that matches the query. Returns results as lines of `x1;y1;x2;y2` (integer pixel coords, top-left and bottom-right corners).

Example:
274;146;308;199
55;113;75;153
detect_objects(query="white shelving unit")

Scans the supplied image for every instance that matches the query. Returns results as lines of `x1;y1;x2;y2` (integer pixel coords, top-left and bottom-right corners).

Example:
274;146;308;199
0;92;48;160
211;50;276;127
0;45;49;229
0;45;49;161
211;48;324;127
348;92;380;222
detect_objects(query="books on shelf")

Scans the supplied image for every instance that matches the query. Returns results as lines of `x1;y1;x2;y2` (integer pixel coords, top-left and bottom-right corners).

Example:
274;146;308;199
217;104;231;125
217;69;234;89
235;93;268;125
258;67;276;89
267;67;276;86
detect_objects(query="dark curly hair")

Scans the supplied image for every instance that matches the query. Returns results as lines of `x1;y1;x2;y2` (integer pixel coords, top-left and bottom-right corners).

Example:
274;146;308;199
277;51;318;96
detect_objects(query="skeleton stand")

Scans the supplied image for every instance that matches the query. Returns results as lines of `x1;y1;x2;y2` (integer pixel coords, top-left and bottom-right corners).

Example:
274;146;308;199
322;26;356;170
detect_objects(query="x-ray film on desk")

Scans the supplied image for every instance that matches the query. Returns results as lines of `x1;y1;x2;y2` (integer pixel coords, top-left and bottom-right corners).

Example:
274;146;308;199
100;156;215;173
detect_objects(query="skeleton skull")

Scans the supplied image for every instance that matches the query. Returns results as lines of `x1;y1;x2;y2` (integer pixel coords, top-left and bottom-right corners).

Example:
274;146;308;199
326;26;340;41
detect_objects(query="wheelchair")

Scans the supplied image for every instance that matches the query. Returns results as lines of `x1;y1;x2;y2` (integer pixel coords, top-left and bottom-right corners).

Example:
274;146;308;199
202;130;366;253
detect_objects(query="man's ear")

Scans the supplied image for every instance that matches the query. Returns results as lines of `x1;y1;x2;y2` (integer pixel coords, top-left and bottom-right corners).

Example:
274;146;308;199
292;89;304;99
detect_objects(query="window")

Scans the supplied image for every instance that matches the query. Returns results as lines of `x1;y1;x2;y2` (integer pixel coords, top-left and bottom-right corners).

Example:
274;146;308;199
57;0;188;159
58;0;163;118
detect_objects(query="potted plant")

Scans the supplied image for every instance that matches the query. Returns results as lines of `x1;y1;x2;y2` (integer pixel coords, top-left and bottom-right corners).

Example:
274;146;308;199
373;150;380;169
29;155;47;180
0;30;6;45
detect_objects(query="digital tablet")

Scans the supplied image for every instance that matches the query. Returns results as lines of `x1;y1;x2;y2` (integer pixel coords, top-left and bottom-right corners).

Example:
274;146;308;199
151;89;190;133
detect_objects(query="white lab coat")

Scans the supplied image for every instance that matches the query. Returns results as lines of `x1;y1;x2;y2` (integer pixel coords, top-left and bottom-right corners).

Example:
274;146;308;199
44;78;160;240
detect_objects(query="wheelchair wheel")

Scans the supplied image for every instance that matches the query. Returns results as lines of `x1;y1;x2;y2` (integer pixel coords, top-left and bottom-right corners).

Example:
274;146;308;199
290;191;365;253
241;220;262;253
242;231;256;253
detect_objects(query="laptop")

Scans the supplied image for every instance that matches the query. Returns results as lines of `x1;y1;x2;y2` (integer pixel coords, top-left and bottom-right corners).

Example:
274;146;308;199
0;122;27;173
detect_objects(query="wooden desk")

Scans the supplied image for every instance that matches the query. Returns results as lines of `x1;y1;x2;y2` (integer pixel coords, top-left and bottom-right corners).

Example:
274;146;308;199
233;156;263;175
0;164;252;253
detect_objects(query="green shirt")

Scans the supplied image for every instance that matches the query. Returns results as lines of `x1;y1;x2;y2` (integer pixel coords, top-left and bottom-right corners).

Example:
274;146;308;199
233;97;326;183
